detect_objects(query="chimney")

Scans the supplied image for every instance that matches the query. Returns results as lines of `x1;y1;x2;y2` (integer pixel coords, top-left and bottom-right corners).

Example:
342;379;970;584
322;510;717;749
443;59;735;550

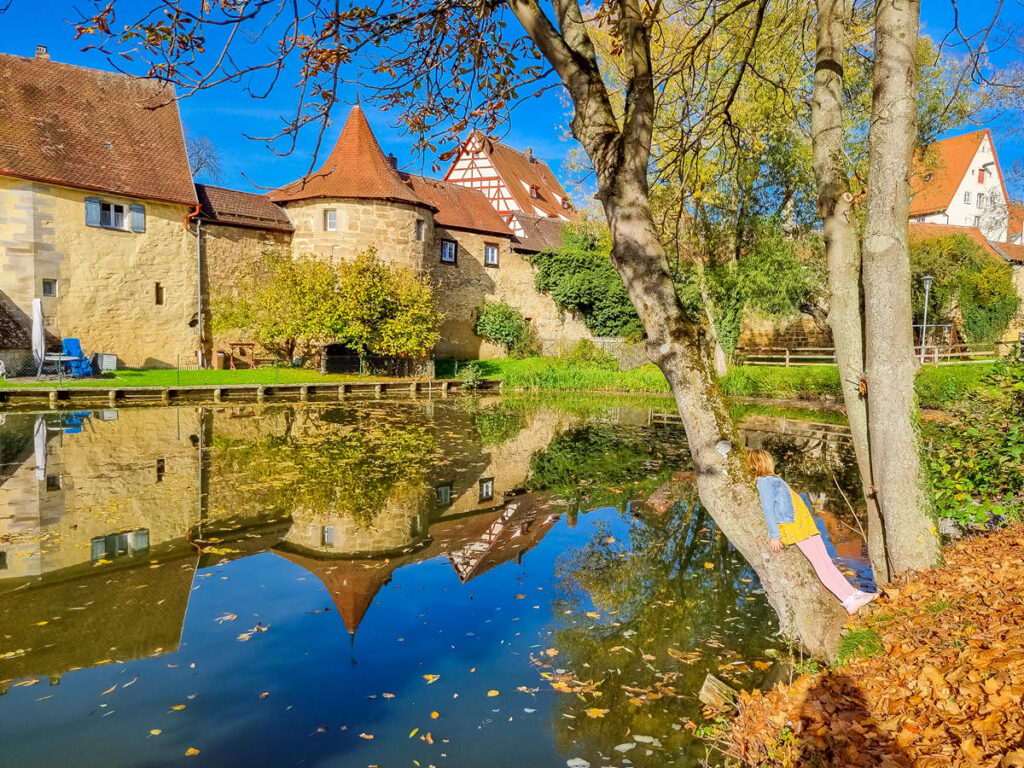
386;153;398;169
525;147;534;163
35;45;50;60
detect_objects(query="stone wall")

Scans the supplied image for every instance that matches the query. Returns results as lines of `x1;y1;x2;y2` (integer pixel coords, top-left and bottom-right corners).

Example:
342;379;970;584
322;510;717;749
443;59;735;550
284;197;433;269
1009;264;1024;342
201;223;291;362
738;313;833;349
0;175;199;367
425;227;591;359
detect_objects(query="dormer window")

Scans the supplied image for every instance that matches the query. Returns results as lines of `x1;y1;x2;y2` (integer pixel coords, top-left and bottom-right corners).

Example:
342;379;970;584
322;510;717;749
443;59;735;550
529;185;539;199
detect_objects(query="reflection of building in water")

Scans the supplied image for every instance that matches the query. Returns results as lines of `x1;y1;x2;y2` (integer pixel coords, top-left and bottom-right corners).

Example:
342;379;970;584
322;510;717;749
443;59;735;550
0;408;203;583
275;495;559;636
0;547;197;693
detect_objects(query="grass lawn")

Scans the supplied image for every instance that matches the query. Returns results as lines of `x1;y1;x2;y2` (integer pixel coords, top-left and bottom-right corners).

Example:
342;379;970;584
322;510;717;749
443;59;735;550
437;356;998;409
0;367;389;389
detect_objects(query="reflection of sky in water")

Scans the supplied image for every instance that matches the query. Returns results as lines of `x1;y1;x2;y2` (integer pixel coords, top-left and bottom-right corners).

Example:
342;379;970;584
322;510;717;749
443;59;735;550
0;399;872;767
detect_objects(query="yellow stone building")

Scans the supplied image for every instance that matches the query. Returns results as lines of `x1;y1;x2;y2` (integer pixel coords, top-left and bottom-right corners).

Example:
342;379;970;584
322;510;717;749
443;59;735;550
0;48;589;370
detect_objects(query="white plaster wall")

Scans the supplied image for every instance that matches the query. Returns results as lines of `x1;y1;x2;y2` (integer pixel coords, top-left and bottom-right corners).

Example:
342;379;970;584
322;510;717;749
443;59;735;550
917;135;1009;241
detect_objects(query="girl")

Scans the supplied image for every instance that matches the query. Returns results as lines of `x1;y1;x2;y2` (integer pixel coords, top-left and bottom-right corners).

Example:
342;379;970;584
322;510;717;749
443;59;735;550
749;449;877;615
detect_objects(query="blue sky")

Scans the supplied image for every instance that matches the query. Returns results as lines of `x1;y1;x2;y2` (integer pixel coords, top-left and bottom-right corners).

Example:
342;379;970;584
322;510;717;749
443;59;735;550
1;0;1021;197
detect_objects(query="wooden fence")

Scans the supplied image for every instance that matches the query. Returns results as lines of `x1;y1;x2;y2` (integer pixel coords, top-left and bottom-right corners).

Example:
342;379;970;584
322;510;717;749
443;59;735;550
734;340;1016;367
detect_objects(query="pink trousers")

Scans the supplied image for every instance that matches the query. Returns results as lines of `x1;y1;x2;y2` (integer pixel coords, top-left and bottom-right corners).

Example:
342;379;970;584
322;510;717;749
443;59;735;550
796;535;858;602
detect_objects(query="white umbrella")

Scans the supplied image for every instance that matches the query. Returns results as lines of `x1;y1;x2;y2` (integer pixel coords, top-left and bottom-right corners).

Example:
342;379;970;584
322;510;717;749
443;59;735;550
34;415;46;481
31;298;45;370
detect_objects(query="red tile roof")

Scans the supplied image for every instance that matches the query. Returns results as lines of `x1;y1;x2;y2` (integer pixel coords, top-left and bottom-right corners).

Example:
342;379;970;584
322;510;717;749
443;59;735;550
909;130;1008;217
908;222;1004;260
402;175;512;238
269;106;431;209
196;184;293;232
1008;201;1024;241
459;133;576;220
0;52;197;206
510;213;565;253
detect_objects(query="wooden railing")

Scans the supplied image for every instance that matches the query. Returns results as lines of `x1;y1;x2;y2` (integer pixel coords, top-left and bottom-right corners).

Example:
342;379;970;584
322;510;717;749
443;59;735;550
735;341;1015;367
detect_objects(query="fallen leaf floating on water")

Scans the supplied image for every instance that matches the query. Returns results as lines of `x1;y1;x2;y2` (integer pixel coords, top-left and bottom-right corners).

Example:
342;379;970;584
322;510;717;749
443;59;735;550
430;711;440;719
586;611;601;619
586;708;609;718
259;692;270;700
185;748;200;757
101;684;117;695
487;690;500;697
149;729;161;736
381;692;395;699
423;674;440;684
704;562;714;569
170;704;186;711
409;728;419;739
13;679;39;687
359;733;374;740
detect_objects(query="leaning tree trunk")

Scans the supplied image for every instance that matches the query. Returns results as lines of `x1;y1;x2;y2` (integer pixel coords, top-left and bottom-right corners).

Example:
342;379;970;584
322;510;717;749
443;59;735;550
862;0;940;574
810;0;890;585
603;188;848;657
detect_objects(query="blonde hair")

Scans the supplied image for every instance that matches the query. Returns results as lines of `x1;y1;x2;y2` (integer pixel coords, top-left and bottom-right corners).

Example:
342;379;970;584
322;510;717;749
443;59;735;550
748;449;776;478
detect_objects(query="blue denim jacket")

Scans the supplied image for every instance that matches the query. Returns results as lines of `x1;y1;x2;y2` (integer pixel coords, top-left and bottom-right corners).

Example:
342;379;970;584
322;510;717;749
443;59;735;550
756;475;795;540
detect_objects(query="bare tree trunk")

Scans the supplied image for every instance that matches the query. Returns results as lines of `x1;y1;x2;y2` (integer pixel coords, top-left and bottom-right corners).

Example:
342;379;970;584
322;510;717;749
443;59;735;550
811;0;890;585
695;258;729;377
862;0;940;574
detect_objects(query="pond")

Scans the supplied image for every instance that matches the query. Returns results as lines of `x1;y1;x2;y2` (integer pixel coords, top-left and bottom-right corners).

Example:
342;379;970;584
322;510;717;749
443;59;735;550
0;396;871;767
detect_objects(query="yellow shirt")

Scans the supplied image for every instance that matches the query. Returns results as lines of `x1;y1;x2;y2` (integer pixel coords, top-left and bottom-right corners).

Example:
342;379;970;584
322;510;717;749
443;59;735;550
777;489;819;545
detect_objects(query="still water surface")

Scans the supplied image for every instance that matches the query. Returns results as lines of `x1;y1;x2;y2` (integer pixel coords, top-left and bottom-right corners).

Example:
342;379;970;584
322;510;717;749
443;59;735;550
0;396;870;767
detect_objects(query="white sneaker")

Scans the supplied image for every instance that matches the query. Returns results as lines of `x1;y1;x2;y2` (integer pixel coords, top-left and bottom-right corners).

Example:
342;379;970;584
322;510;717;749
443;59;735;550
842;590;878;615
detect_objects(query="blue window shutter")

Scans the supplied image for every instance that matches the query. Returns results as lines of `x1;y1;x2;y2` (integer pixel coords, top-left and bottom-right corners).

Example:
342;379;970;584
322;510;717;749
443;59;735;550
130;204;146;233
85;197;101;227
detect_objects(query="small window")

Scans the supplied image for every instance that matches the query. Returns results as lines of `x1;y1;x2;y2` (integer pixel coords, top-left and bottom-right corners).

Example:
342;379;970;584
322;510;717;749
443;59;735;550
964;191;972;204
479;477;494;503
436;484;452;505
155;282;165;305
415;219;425;241
322;525;335;546
978;168;986;183
440;239;458;264
977;194;985;209
324;209;337;231
46;474;61;492
42;279;57;298
562;197;571;209
100;202;126;229
156;458;166;482
529;185;539;199
484;243;499;267
974;215;981;227
130;204;146;233
0;551;6;571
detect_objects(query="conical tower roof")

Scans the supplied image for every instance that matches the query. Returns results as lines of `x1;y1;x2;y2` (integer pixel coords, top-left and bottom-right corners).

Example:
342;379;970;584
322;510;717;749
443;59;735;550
268;106;432;207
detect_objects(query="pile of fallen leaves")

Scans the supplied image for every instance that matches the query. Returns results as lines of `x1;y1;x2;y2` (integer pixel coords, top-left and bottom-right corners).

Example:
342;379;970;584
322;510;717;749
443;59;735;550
722;525;1024;768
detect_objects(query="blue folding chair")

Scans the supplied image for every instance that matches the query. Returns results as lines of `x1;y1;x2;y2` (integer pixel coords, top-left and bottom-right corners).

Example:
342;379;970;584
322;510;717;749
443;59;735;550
62;338;94;378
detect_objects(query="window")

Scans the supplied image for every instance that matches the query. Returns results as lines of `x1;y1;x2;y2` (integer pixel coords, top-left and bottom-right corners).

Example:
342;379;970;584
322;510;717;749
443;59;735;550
324;209;337;231
974;215;981;227
479;477;494;502
415;219;425;241
46;474;61;492
436;483;452;505
154;282;164;305
42;279;57;298
441;238;458;264
86;199;145;231
484;243;499;267
964;191;972;204
529;185;539;199
322;525;335;546
977;194;985;209
0;551;6;571
923;173;933;182
562;197;571;209
978;168;986;183
156;458;165;482
90;529;149;562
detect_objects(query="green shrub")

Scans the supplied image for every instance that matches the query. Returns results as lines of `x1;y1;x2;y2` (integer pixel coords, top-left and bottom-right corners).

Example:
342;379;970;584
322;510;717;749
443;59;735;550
924;354;1024;526
565;338;616;367
457;361;483;390
474;300;536;357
